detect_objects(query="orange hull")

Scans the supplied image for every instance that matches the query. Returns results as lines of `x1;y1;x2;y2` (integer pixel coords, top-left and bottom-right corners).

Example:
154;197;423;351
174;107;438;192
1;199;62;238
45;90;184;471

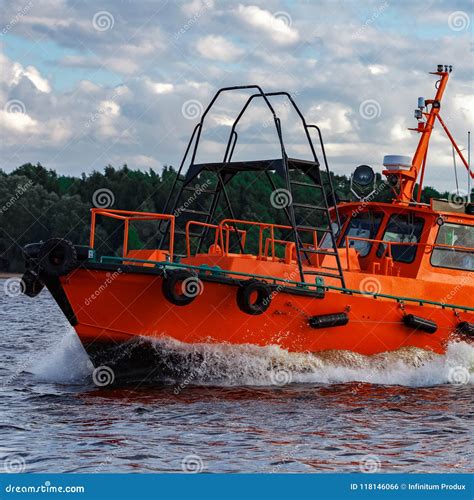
55;263;472;358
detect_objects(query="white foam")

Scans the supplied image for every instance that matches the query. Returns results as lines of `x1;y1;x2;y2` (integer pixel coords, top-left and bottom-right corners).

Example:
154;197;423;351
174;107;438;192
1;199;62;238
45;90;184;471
30;329;473;387
146;336;473;387
31;329;92;384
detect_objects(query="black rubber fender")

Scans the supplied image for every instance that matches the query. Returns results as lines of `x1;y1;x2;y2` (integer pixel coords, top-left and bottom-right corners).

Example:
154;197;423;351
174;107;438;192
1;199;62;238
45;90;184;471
402;314;437;334
236;279;272;315
309;313;349;329
38;238;78;277
457;322;474;337
21;269;44;297
162;269;201;306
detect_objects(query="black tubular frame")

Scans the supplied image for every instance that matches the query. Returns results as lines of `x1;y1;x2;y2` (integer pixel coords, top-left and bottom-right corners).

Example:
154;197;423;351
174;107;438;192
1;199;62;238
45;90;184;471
159;85;346;287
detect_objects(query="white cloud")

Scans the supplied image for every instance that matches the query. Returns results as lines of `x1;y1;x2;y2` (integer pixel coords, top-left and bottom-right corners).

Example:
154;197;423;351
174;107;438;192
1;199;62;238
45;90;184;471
196;35;244;61
0;110;38;133
77;80;101;93
95;100;121;139
235;5;299;45
308;103;352;135
21;65;51;93
48;118;73;145
452;93;474;123
99;100;120;117
181;0;214;17
390;118;412;142
368;65;388;75
145;81;174;94
0;53;51;93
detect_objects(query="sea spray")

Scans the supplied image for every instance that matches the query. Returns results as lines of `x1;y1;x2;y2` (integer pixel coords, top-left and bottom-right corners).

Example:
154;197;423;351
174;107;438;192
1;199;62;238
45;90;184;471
29;331;473;387
144;337;473;387
31;329;92;384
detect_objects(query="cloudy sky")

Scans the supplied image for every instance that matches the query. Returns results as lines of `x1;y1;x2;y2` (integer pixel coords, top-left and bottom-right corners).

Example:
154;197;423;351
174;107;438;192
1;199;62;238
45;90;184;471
0;0;473;191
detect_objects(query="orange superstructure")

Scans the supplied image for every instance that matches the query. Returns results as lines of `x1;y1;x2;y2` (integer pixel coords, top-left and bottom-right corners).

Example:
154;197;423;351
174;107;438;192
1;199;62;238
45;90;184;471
22;69;473;380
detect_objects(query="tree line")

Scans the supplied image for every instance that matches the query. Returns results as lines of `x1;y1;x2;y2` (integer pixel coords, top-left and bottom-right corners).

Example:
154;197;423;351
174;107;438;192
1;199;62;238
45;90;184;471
0;163;448;272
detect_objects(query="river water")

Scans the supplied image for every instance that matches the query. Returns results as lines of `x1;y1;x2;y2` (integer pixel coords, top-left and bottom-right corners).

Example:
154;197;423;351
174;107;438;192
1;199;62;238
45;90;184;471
0;279;472;473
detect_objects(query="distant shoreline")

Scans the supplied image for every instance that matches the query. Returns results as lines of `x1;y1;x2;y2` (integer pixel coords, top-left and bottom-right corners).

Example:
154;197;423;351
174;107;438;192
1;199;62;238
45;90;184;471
0;272;21;279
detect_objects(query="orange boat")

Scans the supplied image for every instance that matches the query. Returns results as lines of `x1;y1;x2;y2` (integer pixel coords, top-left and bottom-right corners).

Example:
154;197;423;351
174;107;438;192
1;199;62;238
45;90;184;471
22;66;473;380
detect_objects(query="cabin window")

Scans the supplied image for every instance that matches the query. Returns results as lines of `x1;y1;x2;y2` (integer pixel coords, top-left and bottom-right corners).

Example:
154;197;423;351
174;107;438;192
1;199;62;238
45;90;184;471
376;214;425;263
319;216;347;249
339;212;383;257
431;223;474;271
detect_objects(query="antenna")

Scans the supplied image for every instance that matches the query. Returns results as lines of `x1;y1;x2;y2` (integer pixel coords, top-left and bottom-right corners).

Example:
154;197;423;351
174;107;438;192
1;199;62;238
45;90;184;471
469;131;471;201
452;145;459;194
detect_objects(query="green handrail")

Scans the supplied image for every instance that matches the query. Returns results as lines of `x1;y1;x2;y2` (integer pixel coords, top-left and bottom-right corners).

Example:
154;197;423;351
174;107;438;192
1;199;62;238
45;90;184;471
98;255;474;312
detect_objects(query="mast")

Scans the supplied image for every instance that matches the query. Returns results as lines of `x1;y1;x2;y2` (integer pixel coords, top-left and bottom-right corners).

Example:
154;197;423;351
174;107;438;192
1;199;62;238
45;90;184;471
383;65;451;204
384;65;474;204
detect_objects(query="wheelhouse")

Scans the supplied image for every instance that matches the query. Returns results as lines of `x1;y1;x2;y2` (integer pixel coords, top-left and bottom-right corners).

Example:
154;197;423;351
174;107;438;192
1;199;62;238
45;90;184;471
333;201;473;279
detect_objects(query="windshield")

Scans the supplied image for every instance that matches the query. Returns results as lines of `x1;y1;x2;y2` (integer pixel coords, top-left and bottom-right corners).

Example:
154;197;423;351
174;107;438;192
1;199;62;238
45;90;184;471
431;223;474;271
376;214;425;263
339;212;384;257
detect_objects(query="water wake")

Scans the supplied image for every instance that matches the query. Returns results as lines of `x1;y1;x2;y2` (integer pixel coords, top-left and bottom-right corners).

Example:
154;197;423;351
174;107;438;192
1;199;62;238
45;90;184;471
31;329;473;388
146;336;473;387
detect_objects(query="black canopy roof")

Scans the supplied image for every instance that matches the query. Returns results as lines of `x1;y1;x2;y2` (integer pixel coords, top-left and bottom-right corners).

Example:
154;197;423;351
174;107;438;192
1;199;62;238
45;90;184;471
184;157;320;182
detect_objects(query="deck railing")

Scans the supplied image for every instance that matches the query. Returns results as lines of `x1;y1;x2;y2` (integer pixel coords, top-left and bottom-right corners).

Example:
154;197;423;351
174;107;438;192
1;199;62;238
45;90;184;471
90;208;175;259
344;235;473;272
184;219;319;260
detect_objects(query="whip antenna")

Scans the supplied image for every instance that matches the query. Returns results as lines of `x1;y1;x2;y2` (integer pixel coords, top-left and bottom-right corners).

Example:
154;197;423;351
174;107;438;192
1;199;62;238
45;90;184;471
468;131;471;201
452;145;459;195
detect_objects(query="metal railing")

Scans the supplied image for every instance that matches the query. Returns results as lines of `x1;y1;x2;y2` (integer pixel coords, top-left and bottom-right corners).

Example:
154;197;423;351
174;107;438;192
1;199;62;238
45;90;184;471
90;208;175;259
344;235;473;266
185;217;320;260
